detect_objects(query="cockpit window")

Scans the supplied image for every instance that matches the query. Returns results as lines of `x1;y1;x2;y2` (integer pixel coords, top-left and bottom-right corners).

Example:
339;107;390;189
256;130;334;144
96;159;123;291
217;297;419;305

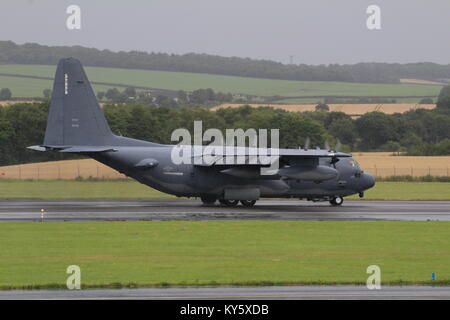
348;158;360;167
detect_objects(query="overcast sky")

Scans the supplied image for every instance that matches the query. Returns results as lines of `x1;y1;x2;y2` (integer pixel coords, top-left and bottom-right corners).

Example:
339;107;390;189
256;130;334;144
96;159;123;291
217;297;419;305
1;0;449;65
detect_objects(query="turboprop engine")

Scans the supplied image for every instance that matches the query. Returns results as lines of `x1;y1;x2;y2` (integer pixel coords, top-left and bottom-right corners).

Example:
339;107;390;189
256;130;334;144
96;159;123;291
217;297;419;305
220;164;338;181
277;165;338;181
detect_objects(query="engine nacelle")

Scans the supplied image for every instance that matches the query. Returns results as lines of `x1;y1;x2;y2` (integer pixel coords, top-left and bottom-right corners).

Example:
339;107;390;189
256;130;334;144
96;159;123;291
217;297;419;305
277;165;338;181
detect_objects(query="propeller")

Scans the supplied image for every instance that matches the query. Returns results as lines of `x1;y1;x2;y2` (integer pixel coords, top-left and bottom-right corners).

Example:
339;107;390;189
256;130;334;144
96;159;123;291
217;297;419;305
324;139;342;152
326;139;342;168
335;140;342;152
303;137;310;150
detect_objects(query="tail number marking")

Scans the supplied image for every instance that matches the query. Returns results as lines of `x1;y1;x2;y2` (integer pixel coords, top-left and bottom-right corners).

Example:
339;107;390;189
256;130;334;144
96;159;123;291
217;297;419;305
64;73;69;95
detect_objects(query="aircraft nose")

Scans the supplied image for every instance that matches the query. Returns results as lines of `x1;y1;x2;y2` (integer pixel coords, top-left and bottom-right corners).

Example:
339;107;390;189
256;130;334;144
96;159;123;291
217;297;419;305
362;173;375;190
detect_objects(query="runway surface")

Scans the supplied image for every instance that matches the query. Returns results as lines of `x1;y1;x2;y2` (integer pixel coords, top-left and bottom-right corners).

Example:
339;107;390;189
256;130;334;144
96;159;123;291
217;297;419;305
1;286;450;300
0;200;449;222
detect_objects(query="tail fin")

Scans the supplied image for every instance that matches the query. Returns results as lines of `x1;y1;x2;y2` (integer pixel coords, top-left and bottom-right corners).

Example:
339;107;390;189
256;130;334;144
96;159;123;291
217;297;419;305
43;58;114;147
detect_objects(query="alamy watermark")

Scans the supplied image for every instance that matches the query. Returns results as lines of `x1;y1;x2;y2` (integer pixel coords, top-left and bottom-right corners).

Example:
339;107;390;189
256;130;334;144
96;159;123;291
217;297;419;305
66;265;81;290
366;265;381;290
366;5;381;30
66;5;81;30
170;121;280;174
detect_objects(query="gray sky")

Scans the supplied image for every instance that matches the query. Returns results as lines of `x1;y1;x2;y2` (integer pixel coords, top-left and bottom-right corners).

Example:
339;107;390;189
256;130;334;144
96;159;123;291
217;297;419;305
1;0;449;65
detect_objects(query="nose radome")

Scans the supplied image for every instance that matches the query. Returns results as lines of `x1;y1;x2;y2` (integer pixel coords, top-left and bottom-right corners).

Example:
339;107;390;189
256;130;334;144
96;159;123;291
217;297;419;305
363;173;375;190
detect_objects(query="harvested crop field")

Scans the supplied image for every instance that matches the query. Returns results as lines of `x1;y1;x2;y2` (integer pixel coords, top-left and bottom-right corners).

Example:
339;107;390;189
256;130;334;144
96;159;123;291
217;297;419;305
353;153;450;177
0;100;39;106
213;103;436;116
0;153;449;180
0;159;126;180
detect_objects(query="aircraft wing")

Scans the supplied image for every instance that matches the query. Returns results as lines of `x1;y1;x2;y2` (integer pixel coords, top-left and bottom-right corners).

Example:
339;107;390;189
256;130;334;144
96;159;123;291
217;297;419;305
191;146;351;167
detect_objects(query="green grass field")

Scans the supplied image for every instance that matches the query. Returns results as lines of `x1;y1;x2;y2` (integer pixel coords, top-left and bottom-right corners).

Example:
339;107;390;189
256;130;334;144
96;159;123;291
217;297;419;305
0;180;174;200
0;64;442;98
0;220;449;288
0;180;448;200
0;75;117;98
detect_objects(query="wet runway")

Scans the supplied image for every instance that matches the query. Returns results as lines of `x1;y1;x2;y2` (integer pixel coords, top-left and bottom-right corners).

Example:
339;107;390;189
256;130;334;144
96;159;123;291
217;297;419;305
1;286;450;300
0;200;449;221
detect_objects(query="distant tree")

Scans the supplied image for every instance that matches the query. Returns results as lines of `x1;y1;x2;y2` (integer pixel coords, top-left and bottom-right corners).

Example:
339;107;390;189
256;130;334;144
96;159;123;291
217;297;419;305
407;139;450;156
97;91;105;100
323;112;352;129
136;92;154;105
419;97;433;104
124;87;136;98
177;90;188;103
315;103;329;112
328;118;357;146
105;88;127;103
425;113;450;143
0;88;12;100
379;141;403;152
355;112;398;150
190;89;209;104
215;92;226;102
43;89;51;99
105;88;120;101
437;85;450;110
205;88;215;101
399;134;423;148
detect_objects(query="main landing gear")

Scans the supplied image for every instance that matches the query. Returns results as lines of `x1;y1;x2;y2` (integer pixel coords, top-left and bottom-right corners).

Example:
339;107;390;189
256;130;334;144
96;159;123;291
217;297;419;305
201;197;257;207
240;200;257;207
218;199;256;207
218;199;239;206
200;196;217;205
329;196;344;206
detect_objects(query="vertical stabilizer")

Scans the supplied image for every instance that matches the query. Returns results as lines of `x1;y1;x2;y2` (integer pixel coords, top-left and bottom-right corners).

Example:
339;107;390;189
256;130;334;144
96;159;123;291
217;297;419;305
43;58;114;147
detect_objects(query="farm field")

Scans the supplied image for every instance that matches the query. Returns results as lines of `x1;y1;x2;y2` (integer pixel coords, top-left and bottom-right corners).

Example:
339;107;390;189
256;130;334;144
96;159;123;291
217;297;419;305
353;152;450;177
400;78;448;85
275;97;437;104
1;153;448;181
0;74;116;98
0;64;442;98
0;220;449;288
213;103;436;115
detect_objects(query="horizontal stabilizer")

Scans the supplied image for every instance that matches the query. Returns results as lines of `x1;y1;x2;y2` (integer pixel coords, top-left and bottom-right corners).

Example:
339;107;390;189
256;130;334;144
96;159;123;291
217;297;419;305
27;145;47;152
58;146;117;153
27;145;117;153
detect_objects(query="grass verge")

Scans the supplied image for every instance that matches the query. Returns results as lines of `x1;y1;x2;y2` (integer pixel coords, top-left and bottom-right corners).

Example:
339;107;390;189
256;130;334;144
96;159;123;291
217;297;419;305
0;180;448;200
0;220;449;289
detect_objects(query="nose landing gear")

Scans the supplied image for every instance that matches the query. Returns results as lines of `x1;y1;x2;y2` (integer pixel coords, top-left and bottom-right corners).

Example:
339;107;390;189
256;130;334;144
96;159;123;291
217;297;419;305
330;196;344;206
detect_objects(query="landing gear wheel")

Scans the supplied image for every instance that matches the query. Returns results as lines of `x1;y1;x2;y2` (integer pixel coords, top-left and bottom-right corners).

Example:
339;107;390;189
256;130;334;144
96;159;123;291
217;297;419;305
219;199;239;207
201;196;216;205
330;196;344;206
240;200;256;207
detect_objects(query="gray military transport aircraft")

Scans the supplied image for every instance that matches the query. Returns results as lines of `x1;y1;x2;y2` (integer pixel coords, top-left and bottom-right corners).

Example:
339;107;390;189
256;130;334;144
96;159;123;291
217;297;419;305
29;58;375;207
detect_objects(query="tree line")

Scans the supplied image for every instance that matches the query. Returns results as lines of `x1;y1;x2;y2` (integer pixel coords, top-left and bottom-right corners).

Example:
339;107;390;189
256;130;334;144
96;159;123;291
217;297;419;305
98;87;234;107
1;86;449;166
2;41;450;84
